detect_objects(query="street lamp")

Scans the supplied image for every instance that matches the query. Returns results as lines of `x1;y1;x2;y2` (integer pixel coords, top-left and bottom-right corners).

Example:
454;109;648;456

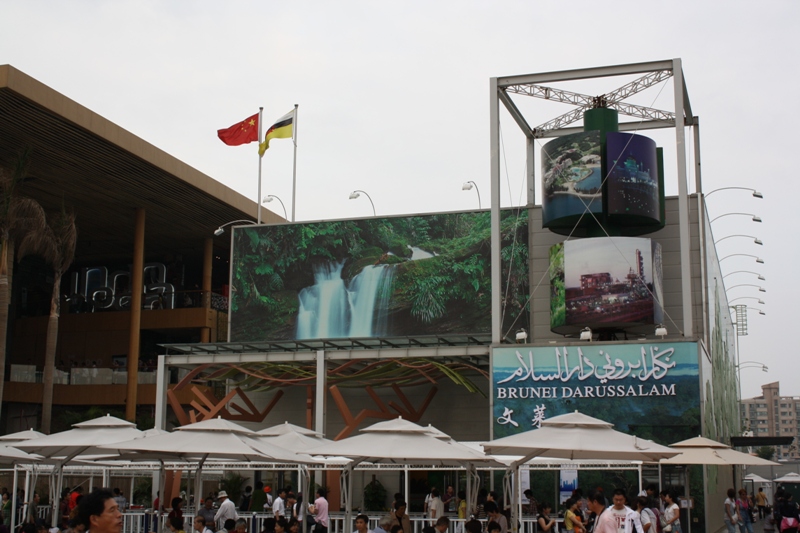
745;307;766;315
723;271;765;281
349;190;376;216
728;297;765;305
726;284;766;293
715;235;763;246
736;361;768;372
710;213;762;224
719;254;764;264
213;219;257;236
262;195;288;219
706;187;764;199
462;181;482;209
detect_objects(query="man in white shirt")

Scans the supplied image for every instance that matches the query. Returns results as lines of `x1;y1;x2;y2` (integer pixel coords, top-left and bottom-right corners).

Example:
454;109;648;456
273;488;287;518
428;489;445;524
609;489;632;533
635;497;654;533
214;491;238;530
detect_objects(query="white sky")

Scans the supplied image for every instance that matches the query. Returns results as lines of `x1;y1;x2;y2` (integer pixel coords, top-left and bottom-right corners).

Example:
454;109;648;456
1;0;797;398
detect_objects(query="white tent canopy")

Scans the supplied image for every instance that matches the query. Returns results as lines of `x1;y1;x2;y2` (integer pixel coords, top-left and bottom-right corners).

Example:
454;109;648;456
775;472;800;483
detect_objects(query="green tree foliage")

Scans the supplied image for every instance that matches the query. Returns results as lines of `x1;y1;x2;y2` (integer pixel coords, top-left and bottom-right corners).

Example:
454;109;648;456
755;446;775;460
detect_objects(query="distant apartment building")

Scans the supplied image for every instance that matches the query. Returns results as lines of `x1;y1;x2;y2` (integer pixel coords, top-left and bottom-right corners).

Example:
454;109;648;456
740;381;800;460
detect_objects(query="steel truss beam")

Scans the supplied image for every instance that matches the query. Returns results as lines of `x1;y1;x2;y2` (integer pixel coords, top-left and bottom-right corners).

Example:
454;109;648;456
504;70;675;137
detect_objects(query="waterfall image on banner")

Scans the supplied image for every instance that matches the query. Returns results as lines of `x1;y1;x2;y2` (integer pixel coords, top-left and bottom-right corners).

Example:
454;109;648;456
228;210;529;342
296;262;397;338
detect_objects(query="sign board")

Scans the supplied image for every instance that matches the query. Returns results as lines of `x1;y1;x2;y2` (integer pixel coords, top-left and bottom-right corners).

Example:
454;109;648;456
492;342;700;443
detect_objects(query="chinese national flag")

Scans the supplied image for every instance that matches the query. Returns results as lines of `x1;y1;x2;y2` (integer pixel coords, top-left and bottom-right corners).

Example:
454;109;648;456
217;113;259;146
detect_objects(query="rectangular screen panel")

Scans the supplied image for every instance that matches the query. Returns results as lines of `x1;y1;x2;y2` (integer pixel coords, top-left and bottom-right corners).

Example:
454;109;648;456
230;210;529;341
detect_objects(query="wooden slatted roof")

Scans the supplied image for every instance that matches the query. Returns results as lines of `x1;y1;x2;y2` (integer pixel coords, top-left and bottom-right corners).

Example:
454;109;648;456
0;65;282;264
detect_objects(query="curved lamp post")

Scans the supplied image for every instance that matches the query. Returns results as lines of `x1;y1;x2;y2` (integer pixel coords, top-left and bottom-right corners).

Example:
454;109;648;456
706;187;764;199
462;181;482;209
213;219;257;236
349;190;376;216
715;235;763;246
736;361;768;372
723;271;765;281
728;297;765;305
720;254;764;264
262;195;288;219
710;213;762;224
726;284;766;293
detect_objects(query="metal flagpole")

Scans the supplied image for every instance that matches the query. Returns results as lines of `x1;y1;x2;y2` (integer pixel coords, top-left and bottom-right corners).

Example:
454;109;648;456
257;107;264;224
291;104;299;222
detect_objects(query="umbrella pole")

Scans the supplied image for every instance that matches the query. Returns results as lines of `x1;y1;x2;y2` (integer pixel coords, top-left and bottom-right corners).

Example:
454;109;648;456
195;455;209;515
53;463;65;528
638;464;642;494
11;464;18;532
404;465;409;508
686;467;691;533
344;463;353;533
301;466;310;533
157;460;166;533
22;467;31;530
510;453;535;533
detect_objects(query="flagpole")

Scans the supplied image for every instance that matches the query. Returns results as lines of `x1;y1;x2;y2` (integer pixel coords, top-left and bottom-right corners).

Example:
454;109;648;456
257;106;264;224
291;104;299;222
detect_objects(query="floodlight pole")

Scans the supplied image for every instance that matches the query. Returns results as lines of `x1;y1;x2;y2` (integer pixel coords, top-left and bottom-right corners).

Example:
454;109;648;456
490;77;502;344
673;59;694;337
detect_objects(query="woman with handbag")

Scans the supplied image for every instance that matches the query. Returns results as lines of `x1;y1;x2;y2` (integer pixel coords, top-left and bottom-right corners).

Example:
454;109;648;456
737;490;755;533
724;489;739;533
661;491;681;533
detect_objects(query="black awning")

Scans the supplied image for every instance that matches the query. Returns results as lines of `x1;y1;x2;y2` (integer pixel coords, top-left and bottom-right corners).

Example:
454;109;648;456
730;436;795;447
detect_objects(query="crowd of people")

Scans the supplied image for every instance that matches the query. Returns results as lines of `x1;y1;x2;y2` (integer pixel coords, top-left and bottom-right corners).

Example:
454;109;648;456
19;479;800;533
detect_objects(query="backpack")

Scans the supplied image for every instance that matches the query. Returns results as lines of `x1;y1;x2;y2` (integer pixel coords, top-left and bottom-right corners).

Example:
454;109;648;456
649;508;663;533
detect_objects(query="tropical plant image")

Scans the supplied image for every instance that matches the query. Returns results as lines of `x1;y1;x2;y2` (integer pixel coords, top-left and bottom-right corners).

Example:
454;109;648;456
230;209;528;341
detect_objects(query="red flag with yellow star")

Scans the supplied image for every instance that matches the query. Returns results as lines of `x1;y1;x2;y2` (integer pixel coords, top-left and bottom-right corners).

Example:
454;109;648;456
217;113;259;146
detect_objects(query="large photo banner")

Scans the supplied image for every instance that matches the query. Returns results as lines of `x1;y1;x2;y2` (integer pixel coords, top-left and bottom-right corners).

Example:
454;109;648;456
229;209;528;341
492;342;700;444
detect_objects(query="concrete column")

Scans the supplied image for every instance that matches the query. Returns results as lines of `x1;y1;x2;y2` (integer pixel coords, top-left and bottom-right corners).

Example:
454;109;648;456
200;237;213;342
126;207;145;422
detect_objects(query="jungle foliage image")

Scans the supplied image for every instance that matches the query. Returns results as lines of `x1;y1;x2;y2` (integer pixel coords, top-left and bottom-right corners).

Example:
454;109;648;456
230;210;529;341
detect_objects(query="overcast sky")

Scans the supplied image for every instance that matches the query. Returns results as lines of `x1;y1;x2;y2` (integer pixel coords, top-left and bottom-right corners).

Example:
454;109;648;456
2;0;796;398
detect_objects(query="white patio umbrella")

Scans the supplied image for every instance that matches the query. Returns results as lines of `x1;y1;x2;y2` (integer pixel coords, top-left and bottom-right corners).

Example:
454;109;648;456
482;411;678;533
662;436;779;466
774;472;800;483
662;436;779;533
257;421;323;437
15;414;144;526
306;417;494;530
98;417;319;525
483;411;678;461
0;429;46;444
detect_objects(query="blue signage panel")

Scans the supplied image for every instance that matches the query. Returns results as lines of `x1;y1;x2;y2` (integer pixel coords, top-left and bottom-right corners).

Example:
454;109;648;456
492;342;700;443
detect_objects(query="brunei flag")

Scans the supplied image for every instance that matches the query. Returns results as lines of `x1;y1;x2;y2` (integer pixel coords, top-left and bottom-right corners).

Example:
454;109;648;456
259;110;294;156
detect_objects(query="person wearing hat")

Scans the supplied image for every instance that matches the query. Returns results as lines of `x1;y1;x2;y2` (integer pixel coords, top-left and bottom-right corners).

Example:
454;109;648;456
214;491;238;530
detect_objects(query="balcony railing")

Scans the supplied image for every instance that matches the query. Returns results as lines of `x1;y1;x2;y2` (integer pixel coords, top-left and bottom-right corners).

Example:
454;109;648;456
10;365;157;385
